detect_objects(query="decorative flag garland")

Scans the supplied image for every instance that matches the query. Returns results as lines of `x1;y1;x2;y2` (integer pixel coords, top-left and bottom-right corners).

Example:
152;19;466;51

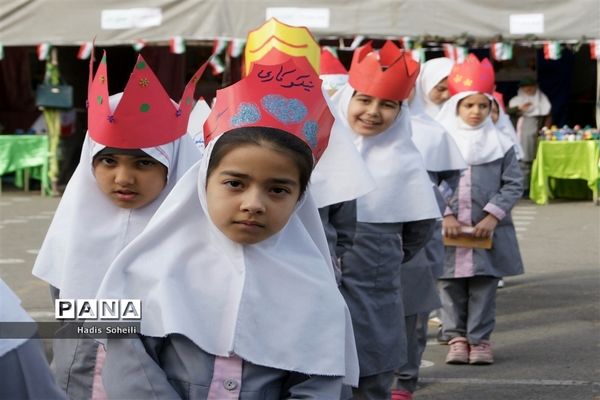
133;39;146;52
37;43;51;61
213;37;229;55
228;38;246;58
0;43;4;61
491;42;513;61
411;48;425;63
209;54;225;75
169;36;186;54
77;42;93;60
543;41;562;60
443;43;468;63
400;36;413;50
589;39;600;60
322;46;338;58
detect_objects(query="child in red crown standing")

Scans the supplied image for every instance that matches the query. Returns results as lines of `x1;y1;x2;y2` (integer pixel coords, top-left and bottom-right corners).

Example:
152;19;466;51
32;51;205;398
94;55;359;399
329;41;440;399
435;55;524;365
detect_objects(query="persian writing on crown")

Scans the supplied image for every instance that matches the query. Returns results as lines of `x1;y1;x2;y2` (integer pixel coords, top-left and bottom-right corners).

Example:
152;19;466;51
257;66;315;92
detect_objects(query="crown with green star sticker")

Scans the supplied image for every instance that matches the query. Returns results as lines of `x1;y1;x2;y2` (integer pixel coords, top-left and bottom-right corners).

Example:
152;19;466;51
88;51;208;148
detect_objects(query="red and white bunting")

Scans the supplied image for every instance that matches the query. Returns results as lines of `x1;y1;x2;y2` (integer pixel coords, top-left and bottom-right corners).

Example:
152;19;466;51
37;43;51;61
77;42;93;60
443;43;467;63
589;39;600;60
228;39;246;58
209;54;225;75
543;41;561;60
133;39;146;52
169;36;186;54
213;38;229;55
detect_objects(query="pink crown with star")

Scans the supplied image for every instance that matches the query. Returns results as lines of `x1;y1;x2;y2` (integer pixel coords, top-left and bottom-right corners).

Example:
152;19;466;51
447;54;495;96
87;51;208;148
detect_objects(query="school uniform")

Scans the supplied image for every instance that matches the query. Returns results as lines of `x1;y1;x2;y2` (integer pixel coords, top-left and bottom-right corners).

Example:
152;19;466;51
330;81;441;399
394;74;468;393
94;58;360;398
32;88;203;398
103;334;342;399
0;279;66;399
436;91;525;345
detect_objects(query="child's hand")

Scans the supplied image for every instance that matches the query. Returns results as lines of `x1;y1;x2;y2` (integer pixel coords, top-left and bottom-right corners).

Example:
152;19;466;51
443;215;462;237
473;214;498;238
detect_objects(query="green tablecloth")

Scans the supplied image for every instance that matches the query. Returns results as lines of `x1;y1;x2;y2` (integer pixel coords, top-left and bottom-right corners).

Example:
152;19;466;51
530;140;599;205
0;135;49;194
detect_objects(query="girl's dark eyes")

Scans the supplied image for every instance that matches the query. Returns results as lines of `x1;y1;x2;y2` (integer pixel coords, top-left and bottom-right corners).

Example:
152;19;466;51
137;159;158;167
224;180;242;188
271;187;291;195
97;156;116;166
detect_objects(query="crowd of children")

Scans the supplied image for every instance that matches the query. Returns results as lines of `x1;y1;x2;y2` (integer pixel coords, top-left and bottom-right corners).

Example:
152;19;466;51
0;18;527;400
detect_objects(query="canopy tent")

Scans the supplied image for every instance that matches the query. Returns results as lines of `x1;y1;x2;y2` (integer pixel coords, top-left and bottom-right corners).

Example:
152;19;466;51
1;0;598;46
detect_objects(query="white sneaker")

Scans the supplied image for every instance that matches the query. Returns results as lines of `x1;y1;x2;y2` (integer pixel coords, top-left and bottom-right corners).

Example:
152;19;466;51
497;279;505;288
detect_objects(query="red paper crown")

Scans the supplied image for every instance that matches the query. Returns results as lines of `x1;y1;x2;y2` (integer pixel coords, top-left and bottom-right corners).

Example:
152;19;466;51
320;49;347;75
203;57;333;161
348;41;420;101
87;51;208;148
447;54;495;96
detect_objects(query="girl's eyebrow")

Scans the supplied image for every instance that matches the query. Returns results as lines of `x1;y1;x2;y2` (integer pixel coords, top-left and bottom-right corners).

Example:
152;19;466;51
219;170;297;186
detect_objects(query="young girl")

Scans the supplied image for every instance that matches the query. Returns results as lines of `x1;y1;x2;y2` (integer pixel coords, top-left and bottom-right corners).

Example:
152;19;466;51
31;52;206;397
409;57;454;119
330;41;440;399
391;58;468;400
0;279;65;399
436;54;524;365
491;93;524;161
93;56;359;399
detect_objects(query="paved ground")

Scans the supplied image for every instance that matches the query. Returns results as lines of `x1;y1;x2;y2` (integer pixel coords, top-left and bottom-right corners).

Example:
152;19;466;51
0;188;598;399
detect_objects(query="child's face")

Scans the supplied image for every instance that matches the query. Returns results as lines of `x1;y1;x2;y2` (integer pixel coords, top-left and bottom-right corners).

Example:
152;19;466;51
428;78;450;105
457;93;491;127
205;144;301;245
93;154;167;209
491;101;500;124
347;92;401;137
521;84;537;96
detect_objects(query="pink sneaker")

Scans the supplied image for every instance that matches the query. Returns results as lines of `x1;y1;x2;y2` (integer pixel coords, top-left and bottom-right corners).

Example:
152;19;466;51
469;340;494;364
445;337;469;364
391;389;413;400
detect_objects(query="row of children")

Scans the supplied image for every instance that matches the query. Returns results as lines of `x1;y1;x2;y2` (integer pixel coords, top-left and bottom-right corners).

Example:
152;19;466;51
1;18;524;400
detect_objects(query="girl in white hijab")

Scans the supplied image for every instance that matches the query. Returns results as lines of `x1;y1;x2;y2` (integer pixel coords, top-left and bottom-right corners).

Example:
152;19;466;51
435;55;524;367
32;53;205;398
0;279;65;399
410;57;454;119
392;58;468;400
94;57;359;399
329;41;440;400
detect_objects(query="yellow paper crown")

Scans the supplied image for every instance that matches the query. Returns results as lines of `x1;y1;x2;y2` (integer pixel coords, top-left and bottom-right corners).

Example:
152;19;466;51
244;18;320;75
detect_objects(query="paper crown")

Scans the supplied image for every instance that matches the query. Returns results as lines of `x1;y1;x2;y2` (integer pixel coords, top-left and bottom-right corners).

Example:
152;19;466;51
447;54;495;95
320;49;347;75
348;41;420;101
87;51;208;148
244;18;320;76
204;57;333;161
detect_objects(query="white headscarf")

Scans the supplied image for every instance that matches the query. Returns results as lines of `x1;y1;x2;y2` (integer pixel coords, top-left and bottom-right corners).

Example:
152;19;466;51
95;136;360;385
493;101;525;160
436;91;514;165
187;98;211;151
329;83;440;223
409;57;454;119
310;87;376;207
32;94;202;300
0;279;34;357
409;59;467;172
508;86;552;117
